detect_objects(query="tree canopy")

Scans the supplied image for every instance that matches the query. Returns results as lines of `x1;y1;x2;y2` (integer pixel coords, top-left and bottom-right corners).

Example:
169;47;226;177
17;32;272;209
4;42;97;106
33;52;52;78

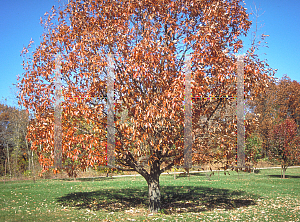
18;0;274;212
248;76;300;158
269;118;300;178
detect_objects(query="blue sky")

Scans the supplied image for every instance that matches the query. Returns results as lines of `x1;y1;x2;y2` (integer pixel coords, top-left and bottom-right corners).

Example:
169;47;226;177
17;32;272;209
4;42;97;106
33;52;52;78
0;0;299;107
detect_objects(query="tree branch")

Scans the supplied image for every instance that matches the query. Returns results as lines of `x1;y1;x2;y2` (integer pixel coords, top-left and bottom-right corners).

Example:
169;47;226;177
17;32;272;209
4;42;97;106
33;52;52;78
160;162;174;174
106;164;135;171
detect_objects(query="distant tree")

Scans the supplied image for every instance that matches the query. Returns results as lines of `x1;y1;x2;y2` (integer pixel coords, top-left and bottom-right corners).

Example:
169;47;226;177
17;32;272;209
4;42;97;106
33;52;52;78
269;118;300;178
193;99;238;169
248;76;300;160
245;132;262;167
274;76;300;129
247;81;277;158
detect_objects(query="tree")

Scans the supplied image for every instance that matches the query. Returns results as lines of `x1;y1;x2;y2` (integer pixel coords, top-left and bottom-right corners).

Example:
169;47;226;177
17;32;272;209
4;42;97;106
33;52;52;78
0;103;34;177
245;132;262;167
246;77;276;158
18;0;273;212
0;104;12;177
269;118;300;178
274;76;300;129
193;98;238;169
248;76;300;159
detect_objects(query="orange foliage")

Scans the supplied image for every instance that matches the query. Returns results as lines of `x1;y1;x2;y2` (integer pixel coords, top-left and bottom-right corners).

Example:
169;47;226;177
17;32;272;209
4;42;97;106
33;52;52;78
18;0;274;212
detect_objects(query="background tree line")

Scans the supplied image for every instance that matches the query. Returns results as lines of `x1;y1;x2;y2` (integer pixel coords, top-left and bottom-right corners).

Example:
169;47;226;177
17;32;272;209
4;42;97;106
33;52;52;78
0;103;39;178
245;75;300;177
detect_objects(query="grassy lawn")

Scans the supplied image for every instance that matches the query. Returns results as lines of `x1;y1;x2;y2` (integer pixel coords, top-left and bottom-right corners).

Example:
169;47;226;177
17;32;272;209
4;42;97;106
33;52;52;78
1;167;299;221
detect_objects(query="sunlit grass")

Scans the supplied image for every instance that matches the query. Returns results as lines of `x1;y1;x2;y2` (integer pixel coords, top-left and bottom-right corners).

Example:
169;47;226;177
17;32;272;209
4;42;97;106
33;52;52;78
1;167;299;221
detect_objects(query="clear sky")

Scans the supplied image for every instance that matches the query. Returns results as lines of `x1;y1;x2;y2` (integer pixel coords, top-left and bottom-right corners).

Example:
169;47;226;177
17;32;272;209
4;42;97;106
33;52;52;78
0;0;299;107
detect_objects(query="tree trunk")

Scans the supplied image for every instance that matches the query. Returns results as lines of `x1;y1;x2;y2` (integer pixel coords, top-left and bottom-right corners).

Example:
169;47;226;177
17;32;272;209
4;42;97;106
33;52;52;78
32;150;35;183
4;159;7;184
174;167;176;179
28;150;31;172
282;165;287;179
25;138;30;171
147;172;161;213
6;144;11;178
128;154;162;213
31;150;34;172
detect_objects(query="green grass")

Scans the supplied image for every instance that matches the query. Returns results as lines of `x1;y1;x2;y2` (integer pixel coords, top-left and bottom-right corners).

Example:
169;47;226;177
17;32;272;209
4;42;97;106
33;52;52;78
1;168;299;221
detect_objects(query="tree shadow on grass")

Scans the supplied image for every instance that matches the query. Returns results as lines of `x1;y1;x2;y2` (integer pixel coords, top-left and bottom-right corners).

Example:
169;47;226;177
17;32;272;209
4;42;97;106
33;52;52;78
161;186;258;214
59;177;115;182
56;185;259;214
188;172;207;177
267;175;300;179
57;187;148;212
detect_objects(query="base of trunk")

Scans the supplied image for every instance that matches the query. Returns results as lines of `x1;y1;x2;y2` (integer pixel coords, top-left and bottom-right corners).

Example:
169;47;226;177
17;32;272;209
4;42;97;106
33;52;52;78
148;177;161;213
281;165;287;179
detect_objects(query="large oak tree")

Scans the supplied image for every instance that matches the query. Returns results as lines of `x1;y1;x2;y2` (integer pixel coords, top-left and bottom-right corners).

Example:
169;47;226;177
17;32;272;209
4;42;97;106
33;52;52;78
18;0;273;212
